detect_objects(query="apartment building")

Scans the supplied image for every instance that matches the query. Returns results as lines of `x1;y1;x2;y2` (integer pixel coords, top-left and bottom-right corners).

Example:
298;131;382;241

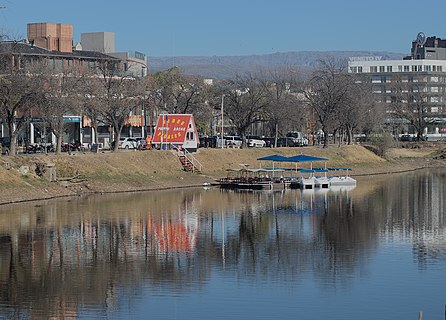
348;33;446;136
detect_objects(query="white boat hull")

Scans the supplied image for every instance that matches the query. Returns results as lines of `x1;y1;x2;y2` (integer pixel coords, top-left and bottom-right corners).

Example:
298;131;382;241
329;176;357;186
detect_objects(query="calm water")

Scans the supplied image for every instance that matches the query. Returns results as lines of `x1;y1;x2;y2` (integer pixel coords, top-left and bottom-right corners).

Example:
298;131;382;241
0;169;445;319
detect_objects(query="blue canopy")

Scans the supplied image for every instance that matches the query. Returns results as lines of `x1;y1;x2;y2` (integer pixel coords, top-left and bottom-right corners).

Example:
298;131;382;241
257;155;290;162
286;154;328;162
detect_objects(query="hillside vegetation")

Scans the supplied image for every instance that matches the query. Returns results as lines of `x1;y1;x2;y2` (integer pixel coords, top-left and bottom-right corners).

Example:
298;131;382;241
0;144;442;205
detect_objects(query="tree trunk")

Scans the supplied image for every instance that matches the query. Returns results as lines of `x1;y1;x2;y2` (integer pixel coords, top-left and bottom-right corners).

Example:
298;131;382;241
274;123;279;148
8;125;17;156
93;123;99;153
240;131;247;149
56;133;63;155
347;126;353;145
322;129;328;148
113;126;122;152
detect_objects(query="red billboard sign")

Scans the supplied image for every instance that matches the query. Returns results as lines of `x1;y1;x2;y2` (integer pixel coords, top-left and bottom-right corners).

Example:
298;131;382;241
152;114;192;143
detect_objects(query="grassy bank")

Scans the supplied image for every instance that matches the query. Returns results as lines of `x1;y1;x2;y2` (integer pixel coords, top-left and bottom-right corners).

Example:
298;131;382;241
0;144;443;204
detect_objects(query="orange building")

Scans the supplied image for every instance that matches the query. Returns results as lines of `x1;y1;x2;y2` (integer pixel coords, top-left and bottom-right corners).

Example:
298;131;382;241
27;22;73;53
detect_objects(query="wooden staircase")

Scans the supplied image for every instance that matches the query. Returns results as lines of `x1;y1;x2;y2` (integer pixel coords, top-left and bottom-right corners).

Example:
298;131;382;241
173;146;203;173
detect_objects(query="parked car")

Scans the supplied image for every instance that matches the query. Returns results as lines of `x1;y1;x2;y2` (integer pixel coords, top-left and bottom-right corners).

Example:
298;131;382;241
246;135;266;148
277;137;297;147
199;136;218;148
286;131;308;146
118;137;138;149
224;136;242;148
134;137;146;149
262;137;275;148
399;134;416;142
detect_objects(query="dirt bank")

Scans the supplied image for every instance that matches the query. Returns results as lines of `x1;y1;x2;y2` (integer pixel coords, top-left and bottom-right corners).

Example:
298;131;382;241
0;144;444;205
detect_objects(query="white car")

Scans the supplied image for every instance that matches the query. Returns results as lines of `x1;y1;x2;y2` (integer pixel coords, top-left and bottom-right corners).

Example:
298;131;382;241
119;137;138;149
224;136;242;148
247;136;266;148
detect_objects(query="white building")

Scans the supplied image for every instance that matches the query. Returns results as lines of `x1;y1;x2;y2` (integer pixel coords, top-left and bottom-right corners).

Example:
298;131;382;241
348;34;446;136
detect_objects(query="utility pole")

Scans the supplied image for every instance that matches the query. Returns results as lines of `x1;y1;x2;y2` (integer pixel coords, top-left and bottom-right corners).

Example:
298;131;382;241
221;94;224;149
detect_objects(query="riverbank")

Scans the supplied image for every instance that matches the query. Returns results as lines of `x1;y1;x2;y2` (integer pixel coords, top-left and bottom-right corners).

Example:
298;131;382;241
0;144;444;205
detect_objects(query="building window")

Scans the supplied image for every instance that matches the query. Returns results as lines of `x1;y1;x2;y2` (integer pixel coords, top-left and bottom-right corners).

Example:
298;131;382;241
412;65;417;72
398;65;402;72
350;67;357;73
358;66;362;73
386;66;392;72
404;65;410;72
418;65;422;72
424;65;431;72
370;66;378;73
438;66;443;72
379;66;385;72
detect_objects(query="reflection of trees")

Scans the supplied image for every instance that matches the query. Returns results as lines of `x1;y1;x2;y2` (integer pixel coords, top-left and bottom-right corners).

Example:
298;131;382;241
1;170;446;317
378;169;446;269
314;190;380;286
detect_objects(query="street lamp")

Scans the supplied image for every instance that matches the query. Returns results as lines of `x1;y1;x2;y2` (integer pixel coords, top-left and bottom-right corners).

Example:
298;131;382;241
221;94;225;149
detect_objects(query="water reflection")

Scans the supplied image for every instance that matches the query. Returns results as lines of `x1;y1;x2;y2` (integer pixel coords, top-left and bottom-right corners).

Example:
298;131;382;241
0;169;445;319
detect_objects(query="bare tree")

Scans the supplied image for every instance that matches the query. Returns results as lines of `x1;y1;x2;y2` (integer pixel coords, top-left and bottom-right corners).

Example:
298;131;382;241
151;67;208;115
389;74;431;140
264;67;306;146
36;64;83;154
337;74;380;144
94;61;145;152
79;74;104;148
0;59;43;155
304;58;353;148
220;73;270;147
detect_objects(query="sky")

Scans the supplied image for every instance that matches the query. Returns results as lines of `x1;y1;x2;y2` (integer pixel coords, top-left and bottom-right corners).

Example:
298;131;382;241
1;0;446;57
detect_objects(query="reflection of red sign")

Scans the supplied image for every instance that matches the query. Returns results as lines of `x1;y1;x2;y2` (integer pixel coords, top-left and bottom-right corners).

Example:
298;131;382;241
147;212;198;253
152;114;192;143
441;128;446;132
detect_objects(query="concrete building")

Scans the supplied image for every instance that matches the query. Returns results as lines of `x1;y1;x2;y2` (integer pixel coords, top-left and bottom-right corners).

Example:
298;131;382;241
80;32;115;54
81;32;147;78
348;33;446;137
109;51;147;77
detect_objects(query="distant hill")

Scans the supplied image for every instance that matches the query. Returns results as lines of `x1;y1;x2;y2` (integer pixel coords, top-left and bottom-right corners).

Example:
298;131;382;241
148;51;405;79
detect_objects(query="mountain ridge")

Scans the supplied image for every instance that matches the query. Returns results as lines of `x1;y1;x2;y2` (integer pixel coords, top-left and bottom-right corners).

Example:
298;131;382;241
148;50;405;79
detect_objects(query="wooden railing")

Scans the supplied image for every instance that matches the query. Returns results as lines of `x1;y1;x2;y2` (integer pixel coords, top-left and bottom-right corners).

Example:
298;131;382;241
172;146;203;173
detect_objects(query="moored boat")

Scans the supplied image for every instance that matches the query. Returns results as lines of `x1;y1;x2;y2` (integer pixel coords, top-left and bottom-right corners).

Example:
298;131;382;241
328;168;357;186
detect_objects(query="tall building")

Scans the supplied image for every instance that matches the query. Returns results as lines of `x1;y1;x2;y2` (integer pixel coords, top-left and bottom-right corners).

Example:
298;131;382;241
27;22;73;52
348;33;446;137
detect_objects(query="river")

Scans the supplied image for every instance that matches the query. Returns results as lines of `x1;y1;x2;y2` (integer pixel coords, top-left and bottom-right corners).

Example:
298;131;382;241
0;169;445;319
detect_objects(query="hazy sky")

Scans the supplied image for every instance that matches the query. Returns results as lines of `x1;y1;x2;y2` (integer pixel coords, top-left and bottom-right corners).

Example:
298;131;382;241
1;0;445;57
